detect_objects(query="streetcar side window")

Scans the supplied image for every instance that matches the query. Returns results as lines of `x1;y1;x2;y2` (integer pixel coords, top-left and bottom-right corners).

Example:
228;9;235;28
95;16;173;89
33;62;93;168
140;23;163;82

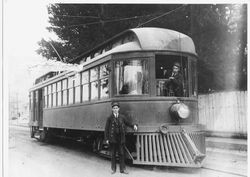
52;83;57;107
30;92;34;121
34;91;38;121
48;85;52;107
75;73;81;103
90;67;99;100
155;55;188;97
29;92;31;110
57;81;62;106
62;79;68;105
114;59;149;95
100;63;110;99
43;87;47;108
81;71;89;102
68;76;74;104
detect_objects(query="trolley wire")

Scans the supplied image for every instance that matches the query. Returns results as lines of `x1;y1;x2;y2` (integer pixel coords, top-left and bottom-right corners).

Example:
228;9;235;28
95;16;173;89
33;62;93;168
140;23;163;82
136;4;187;27
50;5;189;62
64;5;187;29
65;12;158;28
53;14;100;19
66;16;141;28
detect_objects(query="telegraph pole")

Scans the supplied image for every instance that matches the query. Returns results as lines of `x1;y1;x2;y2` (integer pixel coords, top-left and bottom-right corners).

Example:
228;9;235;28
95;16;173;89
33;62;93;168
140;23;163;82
16;92;19;118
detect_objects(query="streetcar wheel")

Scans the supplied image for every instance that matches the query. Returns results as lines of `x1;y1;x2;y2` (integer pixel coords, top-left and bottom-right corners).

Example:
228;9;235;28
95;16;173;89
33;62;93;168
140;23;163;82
30;126;35;138
39;129;52;143
97;137;102;151
93;138;98;152
39;130;46;142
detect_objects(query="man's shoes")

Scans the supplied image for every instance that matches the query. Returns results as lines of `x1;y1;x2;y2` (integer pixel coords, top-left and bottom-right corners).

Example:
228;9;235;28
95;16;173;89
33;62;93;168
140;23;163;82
111;170;116;174
120;170;129;174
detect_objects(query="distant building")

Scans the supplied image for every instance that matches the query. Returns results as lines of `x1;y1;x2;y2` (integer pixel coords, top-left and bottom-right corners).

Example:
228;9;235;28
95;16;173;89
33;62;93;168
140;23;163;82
9;92;29;120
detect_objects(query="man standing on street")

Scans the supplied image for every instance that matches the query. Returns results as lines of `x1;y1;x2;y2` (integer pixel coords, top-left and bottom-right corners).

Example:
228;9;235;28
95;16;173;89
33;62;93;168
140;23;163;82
104;102;138;174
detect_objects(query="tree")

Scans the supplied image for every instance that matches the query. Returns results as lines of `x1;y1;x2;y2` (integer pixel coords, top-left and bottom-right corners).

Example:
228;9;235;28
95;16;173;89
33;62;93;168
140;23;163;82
37;4;176;61
37;4;247;92
190;4;247;92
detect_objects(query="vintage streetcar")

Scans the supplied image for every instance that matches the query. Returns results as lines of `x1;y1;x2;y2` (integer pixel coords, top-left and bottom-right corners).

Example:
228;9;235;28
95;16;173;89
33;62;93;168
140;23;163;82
29;27;206;167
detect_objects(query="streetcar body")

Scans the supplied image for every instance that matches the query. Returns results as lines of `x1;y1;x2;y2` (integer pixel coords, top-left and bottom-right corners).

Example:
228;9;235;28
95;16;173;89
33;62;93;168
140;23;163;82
29;28;206;167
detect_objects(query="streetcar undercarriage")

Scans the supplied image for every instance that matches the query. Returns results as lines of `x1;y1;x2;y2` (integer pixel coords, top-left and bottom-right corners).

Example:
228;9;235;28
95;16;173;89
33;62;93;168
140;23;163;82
30;126;205;168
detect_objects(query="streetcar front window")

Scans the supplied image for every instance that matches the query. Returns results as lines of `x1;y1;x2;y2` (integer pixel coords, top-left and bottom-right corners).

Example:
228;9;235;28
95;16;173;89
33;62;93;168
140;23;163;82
156;55;189;97
191;61;197;97
114;59;149;95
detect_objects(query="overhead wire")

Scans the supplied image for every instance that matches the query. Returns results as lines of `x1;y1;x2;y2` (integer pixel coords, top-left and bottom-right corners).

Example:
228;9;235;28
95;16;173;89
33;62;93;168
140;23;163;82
49;5;188;62
66;16;140;28
136;4;187;27
64;7;185;29
65;12;158;28
53;14;100;19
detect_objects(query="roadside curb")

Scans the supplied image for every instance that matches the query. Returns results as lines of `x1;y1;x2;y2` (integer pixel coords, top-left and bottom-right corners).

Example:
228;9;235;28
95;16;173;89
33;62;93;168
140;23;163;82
206;137;247;151
9;123;29;128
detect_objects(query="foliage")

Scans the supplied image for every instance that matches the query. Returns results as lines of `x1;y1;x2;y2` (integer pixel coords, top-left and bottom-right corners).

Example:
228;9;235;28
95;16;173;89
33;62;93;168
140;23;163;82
36;4;247;92
191;4;247;92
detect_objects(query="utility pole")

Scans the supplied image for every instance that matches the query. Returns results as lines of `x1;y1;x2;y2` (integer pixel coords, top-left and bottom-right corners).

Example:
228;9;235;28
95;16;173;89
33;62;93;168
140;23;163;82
16;92;19;118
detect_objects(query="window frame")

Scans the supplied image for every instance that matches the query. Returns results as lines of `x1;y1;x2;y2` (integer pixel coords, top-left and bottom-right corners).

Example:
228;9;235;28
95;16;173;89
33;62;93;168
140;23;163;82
154;54;193;97
81;70;90;102
48;85;52;107
43;86;48;108
74;73;81;104
190;58;198;97
62;79;68;106
113;58;149;96
68;76;75;105
52;83;57;107
90;67;99;101
57;80;62;106
99;62;110;99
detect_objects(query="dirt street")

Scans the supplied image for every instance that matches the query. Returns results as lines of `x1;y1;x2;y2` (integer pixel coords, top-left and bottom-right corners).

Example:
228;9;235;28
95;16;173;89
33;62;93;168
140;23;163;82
8;125;247;177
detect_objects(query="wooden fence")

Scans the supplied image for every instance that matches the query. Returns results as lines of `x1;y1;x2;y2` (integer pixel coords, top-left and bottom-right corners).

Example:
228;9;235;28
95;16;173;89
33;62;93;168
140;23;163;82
198;91;247;137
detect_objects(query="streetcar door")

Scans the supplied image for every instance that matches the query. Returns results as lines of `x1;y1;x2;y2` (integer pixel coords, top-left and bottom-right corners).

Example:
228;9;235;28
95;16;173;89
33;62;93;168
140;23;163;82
37;89;43;128
33;89;43;128
29;92;35;123
32;90;38;126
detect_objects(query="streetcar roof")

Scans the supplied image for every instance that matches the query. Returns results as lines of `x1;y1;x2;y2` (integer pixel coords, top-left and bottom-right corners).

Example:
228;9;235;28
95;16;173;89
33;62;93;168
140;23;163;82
131;28;196;55
30;28;197;90
70;27;197;63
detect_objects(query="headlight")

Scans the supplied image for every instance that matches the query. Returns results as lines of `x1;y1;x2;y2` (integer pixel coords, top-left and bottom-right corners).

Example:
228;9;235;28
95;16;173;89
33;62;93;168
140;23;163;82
170;102;190;119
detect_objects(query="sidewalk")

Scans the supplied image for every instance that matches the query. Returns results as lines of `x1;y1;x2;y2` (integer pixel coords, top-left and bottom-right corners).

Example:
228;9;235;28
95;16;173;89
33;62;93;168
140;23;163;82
9;119;29;128
204;146;247;176
206;136;247;151
204;136;247;176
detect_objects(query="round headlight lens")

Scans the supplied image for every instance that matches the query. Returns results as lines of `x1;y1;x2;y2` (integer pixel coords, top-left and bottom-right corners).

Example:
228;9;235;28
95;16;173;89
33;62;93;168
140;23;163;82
177;103;190;119
170;103;190;119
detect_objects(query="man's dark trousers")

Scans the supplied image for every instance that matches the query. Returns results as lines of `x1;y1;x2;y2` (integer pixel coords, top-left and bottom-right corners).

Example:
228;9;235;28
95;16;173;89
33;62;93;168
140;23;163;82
110;142;125;172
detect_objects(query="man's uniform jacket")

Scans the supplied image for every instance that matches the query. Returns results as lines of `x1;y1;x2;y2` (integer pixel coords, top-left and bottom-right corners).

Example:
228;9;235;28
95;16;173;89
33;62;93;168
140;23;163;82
104;113;134;144
164;71;184;97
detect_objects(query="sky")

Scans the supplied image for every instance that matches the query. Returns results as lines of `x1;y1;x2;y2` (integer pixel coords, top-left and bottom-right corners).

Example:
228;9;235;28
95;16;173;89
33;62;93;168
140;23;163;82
4;0;55;102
